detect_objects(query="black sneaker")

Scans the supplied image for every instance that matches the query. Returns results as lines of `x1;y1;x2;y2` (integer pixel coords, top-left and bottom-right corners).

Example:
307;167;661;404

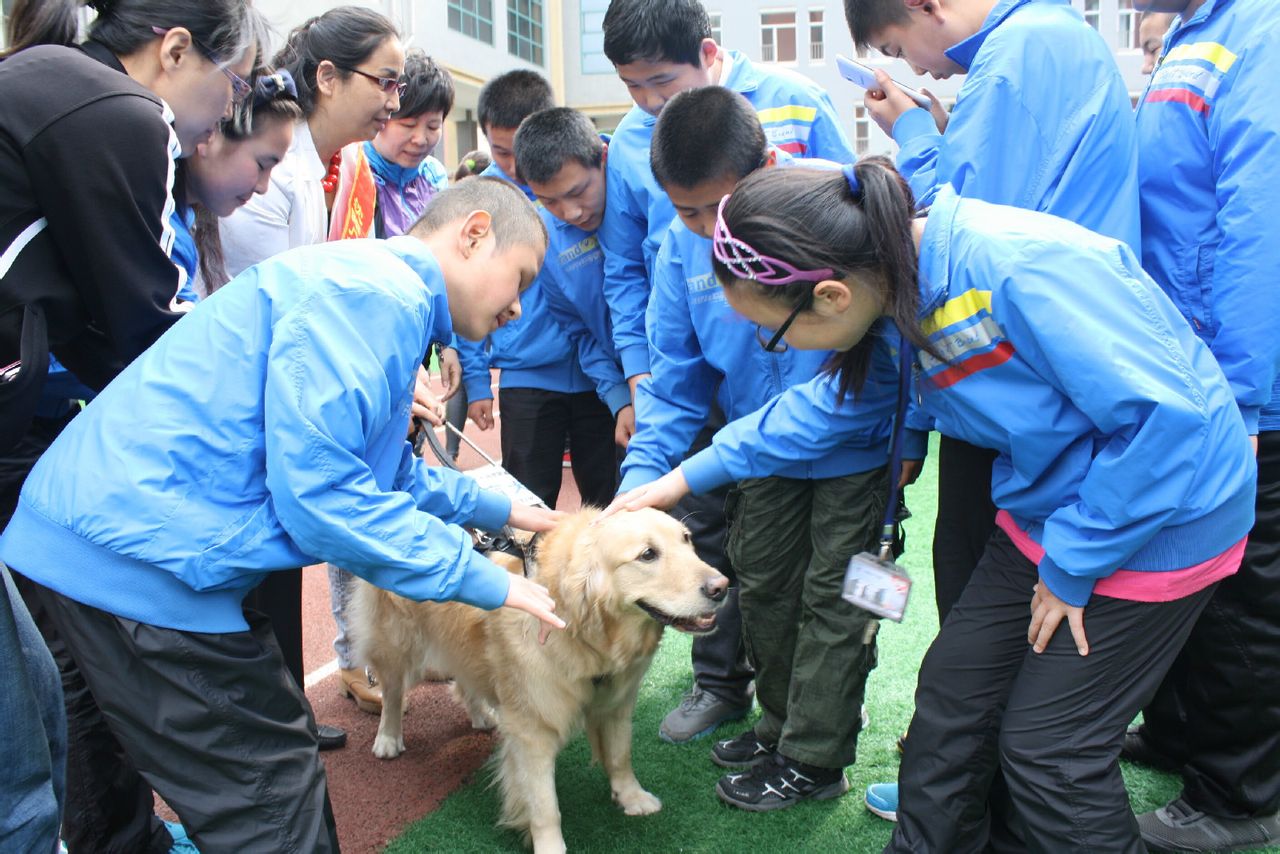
711;729;777;768
716;752;850;812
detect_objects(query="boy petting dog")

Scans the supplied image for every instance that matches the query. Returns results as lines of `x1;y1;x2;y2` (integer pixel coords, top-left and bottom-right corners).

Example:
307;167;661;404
0;178;565;853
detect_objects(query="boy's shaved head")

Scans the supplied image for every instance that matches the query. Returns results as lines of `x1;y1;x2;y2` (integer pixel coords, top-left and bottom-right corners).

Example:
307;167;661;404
844;0;911;49
411;177;547;252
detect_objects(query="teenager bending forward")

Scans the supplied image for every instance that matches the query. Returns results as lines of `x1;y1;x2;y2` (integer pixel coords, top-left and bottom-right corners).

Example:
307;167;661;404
605;162;1255;853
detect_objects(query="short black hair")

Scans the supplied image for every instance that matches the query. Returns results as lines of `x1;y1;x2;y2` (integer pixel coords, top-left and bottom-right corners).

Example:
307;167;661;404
651;87;767;191
396;49;455;120
602;0;711;68
844;0;910;50
514;108;604;186
477;69;555;133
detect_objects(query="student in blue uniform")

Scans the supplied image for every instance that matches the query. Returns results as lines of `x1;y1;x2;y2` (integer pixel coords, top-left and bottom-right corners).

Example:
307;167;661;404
600;0;855;389
606;162;1255;852
513;107;635;448
845;0;1143;624
618;87;900;811
476;69;553;200
598;0;856;740
0;179;565;852
843;0;1145;822
1123;1;1280;850
459;73;619;509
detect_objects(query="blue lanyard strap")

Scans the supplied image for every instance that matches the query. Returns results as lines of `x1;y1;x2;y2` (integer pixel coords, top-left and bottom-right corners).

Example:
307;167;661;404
879;342;913;559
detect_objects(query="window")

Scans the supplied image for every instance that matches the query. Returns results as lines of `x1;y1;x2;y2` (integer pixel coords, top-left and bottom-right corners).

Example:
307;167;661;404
854;106;871;155
709;11;722;44
508;0;544;65
1082;0;1100;31
809;9;824;61
1117;0;1140;48
760;10;797;63
581;0;611;74
448;0;494;44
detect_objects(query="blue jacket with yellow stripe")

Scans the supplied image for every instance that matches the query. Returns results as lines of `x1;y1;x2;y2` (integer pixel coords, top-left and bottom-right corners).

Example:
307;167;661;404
682;188;1255;608
598;50;855;379
892;0;1140;252
1136;0;1280;434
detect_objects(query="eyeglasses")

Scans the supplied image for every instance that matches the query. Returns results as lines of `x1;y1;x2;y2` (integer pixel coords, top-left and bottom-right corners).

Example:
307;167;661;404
338;65;408;98
209;53;252;105
756;302;806;353
150;27;251;105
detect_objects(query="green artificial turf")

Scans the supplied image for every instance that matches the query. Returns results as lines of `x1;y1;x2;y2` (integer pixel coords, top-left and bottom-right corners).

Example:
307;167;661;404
386;441;1270;853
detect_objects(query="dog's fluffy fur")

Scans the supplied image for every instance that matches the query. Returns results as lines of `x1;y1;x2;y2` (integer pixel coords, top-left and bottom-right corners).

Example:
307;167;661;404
351;507;727;853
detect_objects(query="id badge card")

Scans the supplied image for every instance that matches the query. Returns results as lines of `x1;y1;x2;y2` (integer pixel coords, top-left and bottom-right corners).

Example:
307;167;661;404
842;552;912;623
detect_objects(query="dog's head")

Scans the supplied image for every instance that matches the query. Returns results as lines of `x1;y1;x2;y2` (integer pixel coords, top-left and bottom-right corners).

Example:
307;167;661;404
545;507;728;634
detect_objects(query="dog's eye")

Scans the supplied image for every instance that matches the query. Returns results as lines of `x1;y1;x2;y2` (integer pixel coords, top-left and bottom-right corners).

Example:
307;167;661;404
682;530;692;544
638;547;659;563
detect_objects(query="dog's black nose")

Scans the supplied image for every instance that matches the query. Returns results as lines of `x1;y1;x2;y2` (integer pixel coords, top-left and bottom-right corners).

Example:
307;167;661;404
703;575;729;601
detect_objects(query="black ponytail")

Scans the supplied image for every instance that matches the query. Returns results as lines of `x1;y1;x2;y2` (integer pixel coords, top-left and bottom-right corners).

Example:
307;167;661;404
3;0;255;64
711;158;940;400
273;6;399;117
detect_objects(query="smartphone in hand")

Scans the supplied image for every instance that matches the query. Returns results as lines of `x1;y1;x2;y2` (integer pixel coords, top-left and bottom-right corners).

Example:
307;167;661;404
836;54;932;109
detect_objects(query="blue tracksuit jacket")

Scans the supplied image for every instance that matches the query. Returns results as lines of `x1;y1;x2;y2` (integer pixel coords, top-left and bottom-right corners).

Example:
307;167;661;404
892;0;1140;252
683;188;1255;607
1135;0;1280;434
0;237;515;633
620;216;898;494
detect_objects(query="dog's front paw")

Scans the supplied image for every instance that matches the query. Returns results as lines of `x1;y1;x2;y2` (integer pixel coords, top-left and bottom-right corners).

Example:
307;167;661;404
371;732;405;759
469;708;497;731
615;787;662;816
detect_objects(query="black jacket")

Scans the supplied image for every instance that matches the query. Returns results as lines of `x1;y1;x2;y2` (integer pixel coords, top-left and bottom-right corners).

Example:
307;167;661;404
0;41;185;450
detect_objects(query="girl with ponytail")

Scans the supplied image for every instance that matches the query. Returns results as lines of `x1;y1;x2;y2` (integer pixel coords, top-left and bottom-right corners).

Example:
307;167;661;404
607;160;1257;851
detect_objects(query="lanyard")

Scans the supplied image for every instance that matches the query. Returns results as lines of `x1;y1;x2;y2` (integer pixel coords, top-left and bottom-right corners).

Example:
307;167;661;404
878;341;913;560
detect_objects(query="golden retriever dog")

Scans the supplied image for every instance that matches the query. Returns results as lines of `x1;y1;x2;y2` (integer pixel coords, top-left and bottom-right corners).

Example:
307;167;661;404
351;507;728;853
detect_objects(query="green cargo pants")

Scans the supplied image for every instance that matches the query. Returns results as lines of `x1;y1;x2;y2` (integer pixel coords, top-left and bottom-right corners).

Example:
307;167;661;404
726;468;887;768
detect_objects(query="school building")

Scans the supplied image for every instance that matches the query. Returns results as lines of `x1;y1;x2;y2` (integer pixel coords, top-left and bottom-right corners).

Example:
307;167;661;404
0;0;1154;169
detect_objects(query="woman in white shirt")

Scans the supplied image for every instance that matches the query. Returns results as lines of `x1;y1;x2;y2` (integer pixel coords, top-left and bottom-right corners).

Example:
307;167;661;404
220;6;403;275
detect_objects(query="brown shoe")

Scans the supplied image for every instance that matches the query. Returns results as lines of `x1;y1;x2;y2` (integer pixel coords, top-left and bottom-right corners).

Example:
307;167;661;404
340;667;382;714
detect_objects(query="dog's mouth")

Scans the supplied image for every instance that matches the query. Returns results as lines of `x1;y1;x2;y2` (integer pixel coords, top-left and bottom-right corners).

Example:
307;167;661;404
636;600;718;634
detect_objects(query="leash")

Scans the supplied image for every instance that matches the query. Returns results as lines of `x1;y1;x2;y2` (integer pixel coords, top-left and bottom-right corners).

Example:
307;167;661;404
411;416;540;577
878;342;913;560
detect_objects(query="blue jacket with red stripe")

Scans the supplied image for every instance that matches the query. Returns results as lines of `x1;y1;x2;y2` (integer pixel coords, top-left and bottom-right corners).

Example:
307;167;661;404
1136;0;1280;434
682;188;1255;607
891;0;1140;253
598;50;854;379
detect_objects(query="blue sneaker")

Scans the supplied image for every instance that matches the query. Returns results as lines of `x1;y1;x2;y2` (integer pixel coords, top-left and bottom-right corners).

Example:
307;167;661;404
164;820;200;854
865;782;899;822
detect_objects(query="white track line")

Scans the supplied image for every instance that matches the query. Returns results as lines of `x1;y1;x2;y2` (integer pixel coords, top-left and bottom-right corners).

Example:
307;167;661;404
304;657;340;689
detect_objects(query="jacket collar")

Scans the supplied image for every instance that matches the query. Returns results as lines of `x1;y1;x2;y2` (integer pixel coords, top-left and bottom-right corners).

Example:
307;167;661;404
916;185;960;318
79;39;128;74
363;140;424;189
719;50;759;95
945;0;1042;71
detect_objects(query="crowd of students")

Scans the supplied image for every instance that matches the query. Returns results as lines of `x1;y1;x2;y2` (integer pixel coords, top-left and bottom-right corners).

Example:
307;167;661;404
0;0;1275;852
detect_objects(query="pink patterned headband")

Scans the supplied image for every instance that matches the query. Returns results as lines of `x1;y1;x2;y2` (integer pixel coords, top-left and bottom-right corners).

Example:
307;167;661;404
711;163;864;286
